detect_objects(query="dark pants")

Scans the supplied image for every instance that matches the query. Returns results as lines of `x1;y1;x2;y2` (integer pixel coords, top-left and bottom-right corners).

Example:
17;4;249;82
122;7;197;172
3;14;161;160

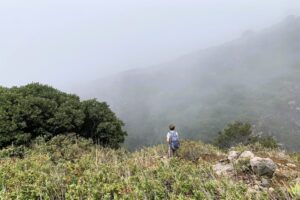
168;145;176;157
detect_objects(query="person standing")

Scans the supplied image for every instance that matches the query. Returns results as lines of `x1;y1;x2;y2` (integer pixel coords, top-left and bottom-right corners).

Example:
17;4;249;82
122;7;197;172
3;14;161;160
166;124;180;157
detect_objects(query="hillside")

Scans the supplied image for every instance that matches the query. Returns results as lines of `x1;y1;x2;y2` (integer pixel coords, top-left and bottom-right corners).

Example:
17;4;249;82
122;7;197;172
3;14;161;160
0;135;300;199
76;16;300;150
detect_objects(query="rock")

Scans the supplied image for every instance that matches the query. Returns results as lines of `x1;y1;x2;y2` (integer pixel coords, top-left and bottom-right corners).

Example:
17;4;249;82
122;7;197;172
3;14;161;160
269;187;275;193
287;163;297;168
213;163;234;176
239;151;255;159
250;157;277;178
228;151;239;161
261;178;270;187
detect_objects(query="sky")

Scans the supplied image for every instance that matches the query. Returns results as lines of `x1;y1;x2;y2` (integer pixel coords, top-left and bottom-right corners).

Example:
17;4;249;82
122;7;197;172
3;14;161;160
1;0;300;91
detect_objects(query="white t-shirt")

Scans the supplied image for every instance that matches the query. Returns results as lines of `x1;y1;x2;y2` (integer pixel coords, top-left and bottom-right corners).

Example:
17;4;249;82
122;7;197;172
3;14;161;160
167;131;179;142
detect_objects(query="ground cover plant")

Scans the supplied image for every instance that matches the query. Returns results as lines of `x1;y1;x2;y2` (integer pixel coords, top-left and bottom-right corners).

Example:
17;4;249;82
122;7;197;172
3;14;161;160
0;135;299;199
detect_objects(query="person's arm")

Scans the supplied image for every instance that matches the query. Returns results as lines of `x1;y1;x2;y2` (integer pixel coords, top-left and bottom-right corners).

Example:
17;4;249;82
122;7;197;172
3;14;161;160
166;132;170;143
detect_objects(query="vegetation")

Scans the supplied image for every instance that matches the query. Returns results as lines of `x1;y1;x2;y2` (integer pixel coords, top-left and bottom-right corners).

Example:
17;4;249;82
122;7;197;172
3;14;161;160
214;121;278;150
0;83;126;148
0;135;298;199
0;83;296;199
289;184;300;199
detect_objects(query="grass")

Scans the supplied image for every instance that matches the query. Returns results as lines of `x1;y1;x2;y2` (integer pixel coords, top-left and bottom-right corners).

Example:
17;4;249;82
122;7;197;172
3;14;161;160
0;135;299;199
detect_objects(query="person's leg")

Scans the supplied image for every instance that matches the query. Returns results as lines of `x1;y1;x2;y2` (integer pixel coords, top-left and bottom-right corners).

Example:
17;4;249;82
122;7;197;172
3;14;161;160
172;149;176;157
168;145;173;158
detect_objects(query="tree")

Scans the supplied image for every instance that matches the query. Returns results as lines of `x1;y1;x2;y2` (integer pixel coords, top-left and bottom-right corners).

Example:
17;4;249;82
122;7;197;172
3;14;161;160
214;121;278;149
214;121;253;149
0;83;127;148
80;99;127;148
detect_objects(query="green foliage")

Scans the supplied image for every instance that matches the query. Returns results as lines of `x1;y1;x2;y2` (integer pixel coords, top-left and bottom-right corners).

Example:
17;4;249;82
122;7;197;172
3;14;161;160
214;121;253;149
290;153;300;163
81;99;127;148
0;138;278;200
214;121;278;150
0;145;26;159
289;184;300;199
234;158;252;174
30;134;93;162
0;83;126;148
254;135;279;149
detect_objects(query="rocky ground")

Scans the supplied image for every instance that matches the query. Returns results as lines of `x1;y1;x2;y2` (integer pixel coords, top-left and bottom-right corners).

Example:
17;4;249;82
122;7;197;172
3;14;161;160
213;146;300;199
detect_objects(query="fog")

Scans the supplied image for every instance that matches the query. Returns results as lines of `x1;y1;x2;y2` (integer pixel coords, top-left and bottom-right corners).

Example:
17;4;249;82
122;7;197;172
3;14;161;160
1;1;300;150
75;15;300;150
1;0;300;90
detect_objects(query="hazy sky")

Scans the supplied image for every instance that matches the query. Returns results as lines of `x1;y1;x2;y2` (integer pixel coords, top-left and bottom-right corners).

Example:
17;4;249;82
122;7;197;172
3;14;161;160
1;0;300;91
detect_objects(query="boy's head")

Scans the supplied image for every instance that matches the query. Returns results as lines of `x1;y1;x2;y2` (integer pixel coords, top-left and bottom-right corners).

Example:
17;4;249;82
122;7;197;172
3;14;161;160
169;124;176;131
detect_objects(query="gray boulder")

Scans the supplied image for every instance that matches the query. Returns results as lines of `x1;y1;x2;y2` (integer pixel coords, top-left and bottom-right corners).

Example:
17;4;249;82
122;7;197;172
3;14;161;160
250;157;277;177
260;178;270;187
239;151;255;159
228;151;240;161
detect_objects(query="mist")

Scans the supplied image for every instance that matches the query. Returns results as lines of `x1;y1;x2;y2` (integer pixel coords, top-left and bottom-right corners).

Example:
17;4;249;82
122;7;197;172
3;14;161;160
1;1;300;150
77;16;300;150
1;0;300;90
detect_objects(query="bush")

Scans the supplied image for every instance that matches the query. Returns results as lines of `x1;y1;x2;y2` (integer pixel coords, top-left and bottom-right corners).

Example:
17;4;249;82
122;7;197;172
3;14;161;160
253;135;278;149
0;145;26;159
30;134;94;162
80;99;127;148
0;83;127;149
214;121;278;149
214;122;253;149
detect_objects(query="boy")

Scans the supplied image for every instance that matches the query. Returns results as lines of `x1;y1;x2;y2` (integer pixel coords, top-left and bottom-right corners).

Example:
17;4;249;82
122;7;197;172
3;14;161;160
166;124;180;157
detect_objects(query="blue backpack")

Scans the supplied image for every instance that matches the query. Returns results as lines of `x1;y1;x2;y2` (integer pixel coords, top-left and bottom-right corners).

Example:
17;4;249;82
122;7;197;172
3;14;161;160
170;131;180;150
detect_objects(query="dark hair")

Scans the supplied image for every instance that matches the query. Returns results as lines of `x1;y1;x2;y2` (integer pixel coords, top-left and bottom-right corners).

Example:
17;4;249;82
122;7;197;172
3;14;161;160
169;124;176;130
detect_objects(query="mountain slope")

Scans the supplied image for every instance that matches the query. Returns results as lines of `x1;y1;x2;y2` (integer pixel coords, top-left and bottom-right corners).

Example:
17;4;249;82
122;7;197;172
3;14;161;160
1;136;300;199
77;16;300;150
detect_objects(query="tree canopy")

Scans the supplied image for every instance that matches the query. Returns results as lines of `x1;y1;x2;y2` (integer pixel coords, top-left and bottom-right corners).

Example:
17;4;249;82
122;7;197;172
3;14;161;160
0;83;127;148
214;121;278;149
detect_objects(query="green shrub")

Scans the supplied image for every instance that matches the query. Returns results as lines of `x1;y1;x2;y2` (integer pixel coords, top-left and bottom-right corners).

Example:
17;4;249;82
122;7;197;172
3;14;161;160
0;83;126;149
234;158;251;174
254;135;278;149
29;134;93;162
0;145;26;158
214;121;278;149
214;121;253;149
